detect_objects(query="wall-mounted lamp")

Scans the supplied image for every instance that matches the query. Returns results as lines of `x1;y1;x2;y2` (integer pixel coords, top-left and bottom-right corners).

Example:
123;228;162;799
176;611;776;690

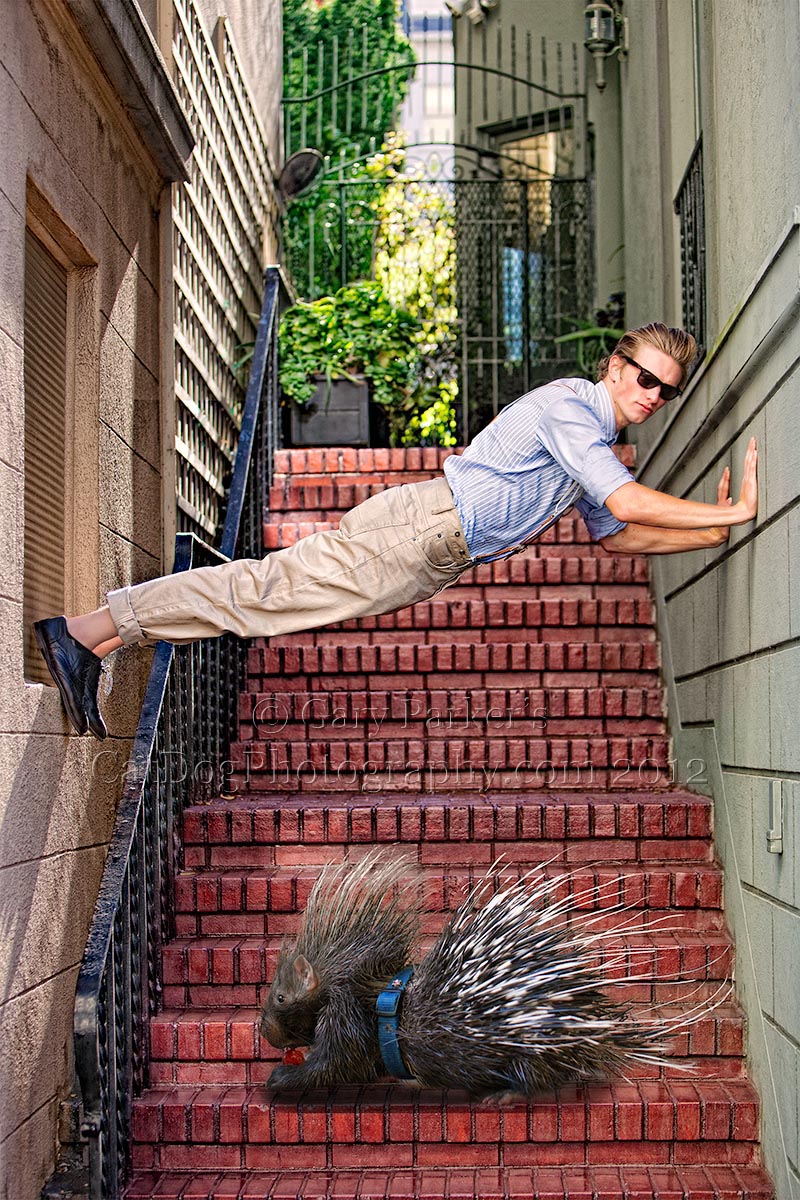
277;149;324;206
445;0;498;22
584;1;629;91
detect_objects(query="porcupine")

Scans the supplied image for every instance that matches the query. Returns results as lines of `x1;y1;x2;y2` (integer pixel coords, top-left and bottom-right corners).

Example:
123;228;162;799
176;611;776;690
260;849;713;1099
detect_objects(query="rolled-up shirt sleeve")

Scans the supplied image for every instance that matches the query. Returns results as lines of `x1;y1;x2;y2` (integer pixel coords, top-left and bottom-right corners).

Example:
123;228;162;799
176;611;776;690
574;494;627;540
535;393;635;507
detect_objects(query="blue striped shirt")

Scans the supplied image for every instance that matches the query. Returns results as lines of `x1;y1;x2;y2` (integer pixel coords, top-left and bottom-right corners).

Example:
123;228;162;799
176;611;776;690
443;378;633;562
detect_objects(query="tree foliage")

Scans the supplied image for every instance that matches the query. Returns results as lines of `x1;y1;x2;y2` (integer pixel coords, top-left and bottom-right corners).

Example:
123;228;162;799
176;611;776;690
282;0;416;300
368;139;457;445
280;3;456;445
283;0;414;162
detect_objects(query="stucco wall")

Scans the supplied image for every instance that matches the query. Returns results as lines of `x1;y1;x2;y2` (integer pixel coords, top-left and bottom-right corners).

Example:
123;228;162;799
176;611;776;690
617;4;800;1198
0;0;165;1194
642;208;800;1200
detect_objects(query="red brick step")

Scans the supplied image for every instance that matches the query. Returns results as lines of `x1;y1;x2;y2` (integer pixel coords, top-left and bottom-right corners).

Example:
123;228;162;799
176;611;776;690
173;861;724;933
181;793;712;870
245;639;662;693
237;686;666;742
148;1003;746;1088
229;737;673;795
160;927;734;1013
129;1079;761;1173
125;1163;774;1200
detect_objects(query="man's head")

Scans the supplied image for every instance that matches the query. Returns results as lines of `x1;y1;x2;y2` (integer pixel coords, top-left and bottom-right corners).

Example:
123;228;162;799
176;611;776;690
598;322;697;430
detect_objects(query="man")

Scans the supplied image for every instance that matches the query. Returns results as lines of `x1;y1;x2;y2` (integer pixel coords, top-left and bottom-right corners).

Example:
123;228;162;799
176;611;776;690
35;322;758;739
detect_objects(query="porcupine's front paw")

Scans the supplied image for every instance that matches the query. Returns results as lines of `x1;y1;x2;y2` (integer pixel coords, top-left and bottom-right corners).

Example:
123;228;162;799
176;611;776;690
268;1063;300;1091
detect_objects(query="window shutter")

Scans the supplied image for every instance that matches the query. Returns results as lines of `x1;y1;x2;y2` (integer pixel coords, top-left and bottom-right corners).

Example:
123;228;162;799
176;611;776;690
24;229;68;685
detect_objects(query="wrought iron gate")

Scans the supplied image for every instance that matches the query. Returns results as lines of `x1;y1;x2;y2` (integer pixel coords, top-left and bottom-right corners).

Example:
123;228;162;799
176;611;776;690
282;166;592;441
282;13;593;441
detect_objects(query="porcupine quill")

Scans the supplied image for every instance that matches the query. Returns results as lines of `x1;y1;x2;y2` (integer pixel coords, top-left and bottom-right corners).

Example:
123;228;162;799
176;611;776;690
260;849;730;1100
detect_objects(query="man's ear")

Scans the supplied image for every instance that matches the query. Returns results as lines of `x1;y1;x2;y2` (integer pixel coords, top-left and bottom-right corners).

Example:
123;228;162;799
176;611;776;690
607;352;622;380
293;954;319;995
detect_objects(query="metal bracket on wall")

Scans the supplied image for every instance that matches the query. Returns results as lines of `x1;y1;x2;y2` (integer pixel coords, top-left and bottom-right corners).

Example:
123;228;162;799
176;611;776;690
766;779;784;854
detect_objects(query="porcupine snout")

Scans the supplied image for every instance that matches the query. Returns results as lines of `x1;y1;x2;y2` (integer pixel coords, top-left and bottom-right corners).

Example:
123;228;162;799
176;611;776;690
260;953;320;1048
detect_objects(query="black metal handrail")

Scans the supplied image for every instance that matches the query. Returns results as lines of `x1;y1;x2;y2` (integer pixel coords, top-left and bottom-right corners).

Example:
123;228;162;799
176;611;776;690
73;266;283;1200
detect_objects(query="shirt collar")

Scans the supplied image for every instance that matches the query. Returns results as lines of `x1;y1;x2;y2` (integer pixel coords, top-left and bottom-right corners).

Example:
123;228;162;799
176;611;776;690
594;380;618;443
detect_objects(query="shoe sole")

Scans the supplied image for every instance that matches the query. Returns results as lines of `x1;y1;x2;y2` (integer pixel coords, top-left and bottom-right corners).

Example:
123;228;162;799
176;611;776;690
33;621;88;736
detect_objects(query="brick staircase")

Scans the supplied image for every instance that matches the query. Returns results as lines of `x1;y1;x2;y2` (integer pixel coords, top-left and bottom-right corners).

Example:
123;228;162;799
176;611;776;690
125;448;774;1200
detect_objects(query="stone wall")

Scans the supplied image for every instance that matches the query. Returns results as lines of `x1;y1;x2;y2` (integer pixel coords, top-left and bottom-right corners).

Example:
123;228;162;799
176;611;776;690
0;1;167;1194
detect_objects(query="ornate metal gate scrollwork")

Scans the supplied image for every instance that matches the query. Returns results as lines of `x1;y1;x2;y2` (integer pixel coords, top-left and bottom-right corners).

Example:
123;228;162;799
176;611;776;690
282;14;593;441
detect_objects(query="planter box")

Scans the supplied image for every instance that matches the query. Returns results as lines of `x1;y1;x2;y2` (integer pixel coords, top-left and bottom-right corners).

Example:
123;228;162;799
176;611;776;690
289;375;370;447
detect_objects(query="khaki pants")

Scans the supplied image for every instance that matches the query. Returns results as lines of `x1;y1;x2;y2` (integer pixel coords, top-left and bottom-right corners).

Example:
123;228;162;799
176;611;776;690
107;477;472;647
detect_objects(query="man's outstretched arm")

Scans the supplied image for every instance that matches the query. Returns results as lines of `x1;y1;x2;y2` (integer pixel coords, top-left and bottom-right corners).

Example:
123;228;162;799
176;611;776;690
600;438;758;555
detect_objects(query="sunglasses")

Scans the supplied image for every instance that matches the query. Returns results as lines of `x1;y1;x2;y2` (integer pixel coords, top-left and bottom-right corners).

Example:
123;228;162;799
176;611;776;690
619;354;682;402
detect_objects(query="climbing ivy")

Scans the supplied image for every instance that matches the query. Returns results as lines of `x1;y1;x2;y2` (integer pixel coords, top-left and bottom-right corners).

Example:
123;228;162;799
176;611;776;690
283;0;414;162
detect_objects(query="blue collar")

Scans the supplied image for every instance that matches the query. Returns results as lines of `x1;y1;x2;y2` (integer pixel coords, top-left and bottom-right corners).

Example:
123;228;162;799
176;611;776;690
376;966;415;1080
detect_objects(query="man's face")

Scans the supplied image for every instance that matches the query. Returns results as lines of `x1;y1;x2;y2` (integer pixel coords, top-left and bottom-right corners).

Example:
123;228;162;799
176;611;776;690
606;346;683;430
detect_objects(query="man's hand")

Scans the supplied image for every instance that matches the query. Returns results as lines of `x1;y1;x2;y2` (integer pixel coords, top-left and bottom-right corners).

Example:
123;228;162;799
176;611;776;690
709;438;758;543
600;439;758;555
605;438;759;530
733;436;758;521
708;465;733;547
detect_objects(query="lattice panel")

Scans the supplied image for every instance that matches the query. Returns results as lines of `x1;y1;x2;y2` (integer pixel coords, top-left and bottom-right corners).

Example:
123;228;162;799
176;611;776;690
172;0;274;540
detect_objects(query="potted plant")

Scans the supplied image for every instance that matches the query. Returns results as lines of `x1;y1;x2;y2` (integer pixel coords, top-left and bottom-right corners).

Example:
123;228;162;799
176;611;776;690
279;281;425;447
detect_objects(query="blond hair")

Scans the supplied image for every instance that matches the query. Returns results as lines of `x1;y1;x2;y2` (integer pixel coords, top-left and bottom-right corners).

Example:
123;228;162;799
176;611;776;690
597;322;697;387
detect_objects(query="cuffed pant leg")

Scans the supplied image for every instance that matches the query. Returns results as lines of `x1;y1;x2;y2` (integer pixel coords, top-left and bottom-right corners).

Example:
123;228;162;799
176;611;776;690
106;478;471;646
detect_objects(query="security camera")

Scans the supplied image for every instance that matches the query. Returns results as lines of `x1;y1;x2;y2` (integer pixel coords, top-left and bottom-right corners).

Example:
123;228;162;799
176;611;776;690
444;0;468;16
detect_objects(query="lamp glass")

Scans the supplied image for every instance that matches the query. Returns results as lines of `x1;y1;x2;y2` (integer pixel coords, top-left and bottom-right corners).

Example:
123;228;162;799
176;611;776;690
584;4;616;52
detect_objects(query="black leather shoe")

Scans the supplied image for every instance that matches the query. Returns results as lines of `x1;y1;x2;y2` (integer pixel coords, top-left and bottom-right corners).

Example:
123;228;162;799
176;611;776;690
33;616;108;739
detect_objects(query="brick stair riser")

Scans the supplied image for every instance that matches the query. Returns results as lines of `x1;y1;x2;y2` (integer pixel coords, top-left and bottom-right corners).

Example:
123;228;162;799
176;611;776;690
161;979;736;1013
174;862;722;923
148;1005;745;1082
160;933;734;1004
245;641;663;690
181;795;712;855
230;771;676;795
124;1163;774;1200
146;1057;748;1090
243;594;658;641
272;631;659;656
238;723;666;746
238;687;667;734
175;905;724;939
175;912;723;941
225;729;676;796
184;842;712;874
129;1081;760;1172
132;1144;763;1175
270;445;637;479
